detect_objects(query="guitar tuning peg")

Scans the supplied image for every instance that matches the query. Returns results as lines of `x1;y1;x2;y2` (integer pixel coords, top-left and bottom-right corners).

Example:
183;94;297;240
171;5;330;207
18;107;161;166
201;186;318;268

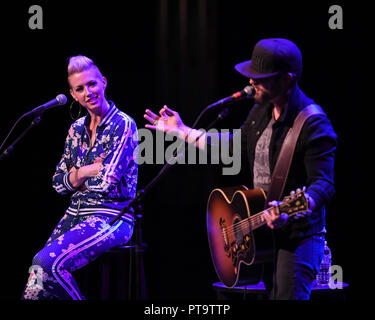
296;188;301;193
302;186;306;192
290;190;296;196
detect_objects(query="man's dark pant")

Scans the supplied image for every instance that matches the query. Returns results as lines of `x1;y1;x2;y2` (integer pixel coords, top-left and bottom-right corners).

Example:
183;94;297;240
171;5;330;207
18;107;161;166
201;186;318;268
263;234;325;300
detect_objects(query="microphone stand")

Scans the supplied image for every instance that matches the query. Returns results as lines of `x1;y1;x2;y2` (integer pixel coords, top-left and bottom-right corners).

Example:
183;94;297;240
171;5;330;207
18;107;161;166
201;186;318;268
0;113;42;161
112;88;254;225
109;106;230;226
110;106;231;299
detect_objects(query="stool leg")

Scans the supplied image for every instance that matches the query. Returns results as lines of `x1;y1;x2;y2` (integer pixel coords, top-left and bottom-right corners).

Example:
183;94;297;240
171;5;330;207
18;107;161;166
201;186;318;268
116;252;127;299
128;246;133;299
132;213;148;300
100;255;111;300
135;245;147;299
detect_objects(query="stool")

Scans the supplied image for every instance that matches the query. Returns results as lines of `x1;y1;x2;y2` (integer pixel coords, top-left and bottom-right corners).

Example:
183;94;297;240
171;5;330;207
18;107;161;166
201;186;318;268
100;241;148;300
75;212;147;299
212;281;349;300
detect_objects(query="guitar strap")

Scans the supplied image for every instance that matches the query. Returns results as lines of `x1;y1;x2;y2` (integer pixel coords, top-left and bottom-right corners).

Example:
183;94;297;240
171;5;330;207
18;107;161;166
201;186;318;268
266;104;325;202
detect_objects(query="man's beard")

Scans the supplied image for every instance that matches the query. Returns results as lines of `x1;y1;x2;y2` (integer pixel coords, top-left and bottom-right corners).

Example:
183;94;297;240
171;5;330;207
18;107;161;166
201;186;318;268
254;90;272;104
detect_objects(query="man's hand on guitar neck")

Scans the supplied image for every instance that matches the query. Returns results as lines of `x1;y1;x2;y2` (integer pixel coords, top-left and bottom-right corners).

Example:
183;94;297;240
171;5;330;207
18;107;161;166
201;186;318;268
264;201;288;229
264;193;316;229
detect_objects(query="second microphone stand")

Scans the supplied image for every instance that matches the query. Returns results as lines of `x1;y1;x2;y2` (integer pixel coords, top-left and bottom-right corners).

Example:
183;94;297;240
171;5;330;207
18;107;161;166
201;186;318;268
109;105;232;299
110;106;231;226
112;90;253;299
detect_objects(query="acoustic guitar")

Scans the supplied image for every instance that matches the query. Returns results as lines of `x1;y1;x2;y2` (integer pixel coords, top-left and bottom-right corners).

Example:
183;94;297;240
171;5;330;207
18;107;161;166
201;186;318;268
206;185;309;287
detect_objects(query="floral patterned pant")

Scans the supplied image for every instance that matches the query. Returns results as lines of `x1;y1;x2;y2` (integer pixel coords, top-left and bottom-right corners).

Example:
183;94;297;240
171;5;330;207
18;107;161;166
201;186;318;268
22;213;133;300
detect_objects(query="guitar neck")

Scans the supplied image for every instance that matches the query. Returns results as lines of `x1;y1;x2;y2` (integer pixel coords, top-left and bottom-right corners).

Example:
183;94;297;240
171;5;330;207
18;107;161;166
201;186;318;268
247;211;267;230
247;198;304;230
247;206;279;230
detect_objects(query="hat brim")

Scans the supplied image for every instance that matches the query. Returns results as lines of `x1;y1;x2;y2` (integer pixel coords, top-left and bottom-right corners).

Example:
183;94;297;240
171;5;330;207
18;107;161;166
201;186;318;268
234;60;281;79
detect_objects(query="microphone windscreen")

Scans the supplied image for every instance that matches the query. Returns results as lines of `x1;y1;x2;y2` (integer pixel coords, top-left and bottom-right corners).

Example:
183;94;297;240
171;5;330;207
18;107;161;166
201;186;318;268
243;85;255;97
56;94;68;105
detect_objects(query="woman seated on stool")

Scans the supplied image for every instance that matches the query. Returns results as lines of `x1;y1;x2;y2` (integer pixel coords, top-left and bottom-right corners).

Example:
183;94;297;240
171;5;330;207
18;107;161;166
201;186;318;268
22;55;138;300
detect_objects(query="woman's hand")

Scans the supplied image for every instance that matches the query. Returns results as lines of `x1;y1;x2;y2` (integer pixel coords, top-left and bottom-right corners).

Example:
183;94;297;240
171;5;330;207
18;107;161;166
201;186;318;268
69;157;104;188
80;157;104;177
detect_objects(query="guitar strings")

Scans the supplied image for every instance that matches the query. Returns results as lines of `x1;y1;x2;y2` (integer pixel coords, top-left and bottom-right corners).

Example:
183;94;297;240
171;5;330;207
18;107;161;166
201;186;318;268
223;211;266;236
222;203;302;237
221;193;306;238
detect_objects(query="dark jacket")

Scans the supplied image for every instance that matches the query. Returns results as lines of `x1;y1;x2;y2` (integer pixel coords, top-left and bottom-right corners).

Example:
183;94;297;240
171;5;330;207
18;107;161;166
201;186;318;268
237;84;337;240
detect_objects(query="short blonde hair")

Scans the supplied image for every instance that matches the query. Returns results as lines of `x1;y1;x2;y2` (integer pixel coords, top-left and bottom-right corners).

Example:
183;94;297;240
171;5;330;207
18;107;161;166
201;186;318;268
67;55;103;82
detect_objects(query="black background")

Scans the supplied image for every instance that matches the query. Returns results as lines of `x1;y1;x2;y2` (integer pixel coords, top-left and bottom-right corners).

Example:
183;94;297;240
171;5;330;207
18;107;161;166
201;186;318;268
0;0;370;301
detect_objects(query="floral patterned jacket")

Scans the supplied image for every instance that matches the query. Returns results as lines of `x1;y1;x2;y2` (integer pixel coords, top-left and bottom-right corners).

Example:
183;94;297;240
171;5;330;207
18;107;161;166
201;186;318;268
52;102;137;224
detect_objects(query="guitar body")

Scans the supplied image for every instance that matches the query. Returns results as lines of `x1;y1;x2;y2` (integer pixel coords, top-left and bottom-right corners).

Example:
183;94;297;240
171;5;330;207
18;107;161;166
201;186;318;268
207;186;273;287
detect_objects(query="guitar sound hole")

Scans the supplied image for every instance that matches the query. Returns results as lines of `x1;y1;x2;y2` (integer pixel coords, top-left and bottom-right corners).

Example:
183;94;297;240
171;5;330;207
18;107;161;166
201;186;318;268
231;215;251;259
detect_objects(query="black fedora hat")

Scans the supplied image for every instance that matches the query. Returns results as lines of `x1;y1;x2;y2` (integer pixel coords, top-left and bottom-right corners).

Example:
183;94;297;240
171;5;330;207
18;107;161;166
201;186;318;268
235;38;302;79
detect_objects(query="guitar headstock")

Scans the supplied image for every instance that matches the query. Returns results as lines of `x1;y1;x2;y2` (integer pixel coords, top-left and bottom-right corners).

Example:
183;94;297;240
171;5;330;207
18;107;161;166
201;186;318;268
279;187;309;217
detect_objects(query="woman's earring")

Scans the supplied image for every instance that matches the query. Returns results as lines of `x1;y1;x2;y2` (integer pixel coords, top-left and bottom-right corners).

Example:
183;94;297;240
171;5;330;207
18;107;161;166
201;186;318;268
69;100;82;120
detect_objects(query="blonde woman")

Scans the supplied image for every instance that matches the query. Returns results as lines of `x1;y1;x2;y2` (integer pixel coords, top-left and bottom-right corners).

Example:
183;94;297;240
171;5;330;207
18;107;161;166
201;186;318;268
22;56;138;300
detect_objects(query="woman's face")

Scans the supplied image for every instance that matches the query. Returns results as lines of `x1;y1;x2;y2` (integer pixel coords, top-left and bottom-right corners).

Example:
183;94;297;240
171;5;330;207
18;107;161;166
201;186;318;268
69;67;107;115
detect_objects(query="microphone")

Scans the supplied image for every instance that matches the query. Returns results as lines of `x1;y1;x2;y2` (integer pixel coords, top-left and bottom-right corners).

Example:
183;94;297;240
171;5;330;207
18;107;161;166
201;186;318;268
208;85;255;108
24;94;68;117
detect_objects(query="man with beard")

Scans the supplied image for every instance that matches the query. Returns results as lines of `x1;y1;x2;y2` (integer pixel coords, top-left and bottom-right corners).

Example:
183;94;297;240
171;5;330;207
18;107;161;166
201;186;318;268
144;38;337;300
